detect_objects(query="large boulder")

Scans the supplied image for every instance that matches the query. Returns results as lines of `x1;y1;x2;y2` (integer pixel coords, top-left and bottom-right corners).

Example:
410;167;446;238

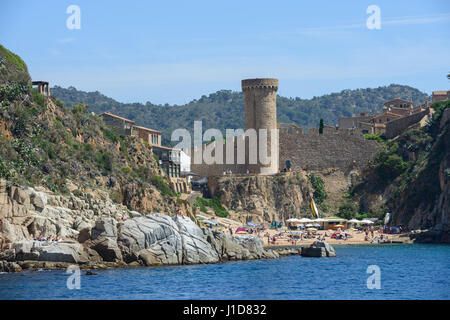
30;191;47;212
90;237;122;262
13;240;88;263
117;214;219;265
27;216;57;238
117;214;183;263
301;241;336;257
90;217;122;262
37;241;88;263
91;217;117;239
174;215;219;264
203;229;267;261
14;241;39;260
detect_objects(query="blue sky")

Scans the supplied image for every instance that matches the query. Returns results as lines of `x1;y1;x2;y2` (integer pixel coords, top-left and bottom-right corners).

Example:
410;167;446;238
1;0;449;104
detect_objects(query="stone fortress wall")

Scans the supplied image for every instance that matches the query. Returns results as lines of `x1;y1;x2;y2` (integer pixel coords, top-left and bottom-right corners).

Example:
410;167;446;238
190;78;382;178
190;124;381;176
278;125;380;172
384;108;430;139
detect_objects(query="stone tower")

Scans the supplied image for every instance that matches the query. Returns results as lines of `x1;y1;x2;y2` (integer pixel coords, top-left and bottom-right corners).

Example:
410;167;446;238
241;78;279;175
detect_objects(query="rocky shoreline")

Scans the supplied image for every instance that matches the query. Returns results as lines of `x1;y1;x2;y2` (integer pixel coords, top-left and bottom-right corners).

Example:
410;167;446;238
0;212;303;273
0;179;330;273
0;211;340;272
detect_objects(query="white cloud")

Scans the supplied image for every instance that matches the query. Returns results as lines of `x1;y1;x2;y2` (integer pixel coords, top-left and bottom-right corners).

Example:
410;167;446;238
267;13;450;37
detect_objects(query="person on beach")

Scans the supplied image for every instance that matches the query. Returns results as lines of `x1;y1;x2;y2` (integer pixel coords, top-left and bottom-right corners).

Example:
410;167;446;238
229;227;233;235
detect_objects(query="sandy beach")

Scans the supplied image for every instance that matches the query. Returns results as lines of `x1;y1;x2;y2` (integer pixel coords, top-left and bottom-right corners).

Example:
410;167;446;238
201;215;411;246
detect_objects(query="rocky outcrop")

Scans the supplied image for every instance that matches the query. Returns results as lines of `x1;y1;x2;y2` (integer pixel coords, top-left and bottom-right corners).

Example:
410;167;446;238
203;229;279;260
0;181;300;272
301;241;336;257
12;240;89;263
90;218;122;262
209;173;314;223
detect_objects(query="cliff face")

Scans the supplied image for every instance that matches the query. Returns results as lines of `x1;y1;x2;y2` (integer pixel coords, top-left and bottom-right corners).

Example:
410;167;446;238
208;173;315;223
353;106;449;242
0;180;281;272
0;45;188;217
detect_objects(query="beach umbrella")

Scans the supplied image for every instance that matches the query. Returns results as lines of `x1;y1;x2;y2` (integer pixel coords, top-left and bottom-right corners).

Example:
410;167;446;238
305;224;313;227
247;222;256;227
308;227;318;231
361;219;374;224
313;218;326;222
299;218;313;223
348;219;360;223
313;223;321;227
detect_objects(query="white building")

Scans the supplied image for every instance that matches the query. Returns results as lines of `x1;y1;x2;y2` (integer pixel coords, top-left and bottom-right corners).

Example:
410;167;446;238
180;150;191;177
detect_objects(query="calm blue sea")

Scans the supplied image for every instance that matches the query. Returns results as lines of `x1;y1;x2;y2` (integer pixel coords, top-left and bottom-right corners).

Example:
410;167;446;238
0;244;449;300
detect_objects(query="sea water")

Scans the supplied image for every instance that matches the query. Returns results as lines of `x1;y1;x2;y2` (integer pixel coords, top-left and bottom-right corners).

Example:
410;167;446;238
0;244;449;300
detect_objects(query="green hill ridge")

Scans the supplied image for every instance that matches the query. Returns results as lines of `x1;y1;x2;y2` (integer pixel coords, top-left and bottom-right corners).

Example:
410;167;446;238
51;84;429;145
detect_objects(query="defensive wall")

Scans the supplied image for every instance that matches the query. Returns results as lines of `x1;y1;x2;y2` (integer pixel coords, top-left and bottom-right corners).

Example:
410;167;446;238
384;108;430;139
278;125;380;172
189;126;381;177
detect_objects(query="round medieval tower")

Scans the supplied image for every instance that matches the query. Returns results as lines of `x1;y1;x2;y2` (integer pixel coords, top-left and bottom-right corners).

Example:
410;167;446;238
241;78;279;175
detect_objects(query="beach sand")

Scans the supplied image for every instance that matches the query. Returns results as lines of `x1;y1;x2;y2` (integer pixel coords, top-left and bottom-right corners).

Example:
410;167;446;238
198;213;411;246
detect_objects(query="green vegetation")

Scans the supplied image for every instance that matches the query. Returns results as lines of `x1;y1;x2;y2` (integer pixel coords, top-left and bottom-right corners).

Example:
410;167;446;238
337;199;359;220
72;103;89;114
349;99;449;222
194;197;208;213
96;152;113;173
0;45;27;72
51;84;429;146
0;83;28;102
31;88;46;110
151;176;175;197
51;96;65;108
307;173;327;204
364;133;385;143
373;147;409;185
0;45;31;85
193;196;229;217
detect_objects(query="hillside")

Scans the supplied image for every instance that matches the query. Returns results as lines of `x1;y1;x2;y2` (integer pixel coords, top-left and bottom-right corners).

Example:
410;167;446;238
0;46;185;216
344;101;450;242
52;84;429;145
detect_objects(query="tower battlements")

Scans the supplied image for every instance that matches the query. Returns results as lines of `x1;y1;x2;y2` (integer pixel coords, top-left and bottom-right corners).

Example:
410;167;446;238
241;78;278;91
